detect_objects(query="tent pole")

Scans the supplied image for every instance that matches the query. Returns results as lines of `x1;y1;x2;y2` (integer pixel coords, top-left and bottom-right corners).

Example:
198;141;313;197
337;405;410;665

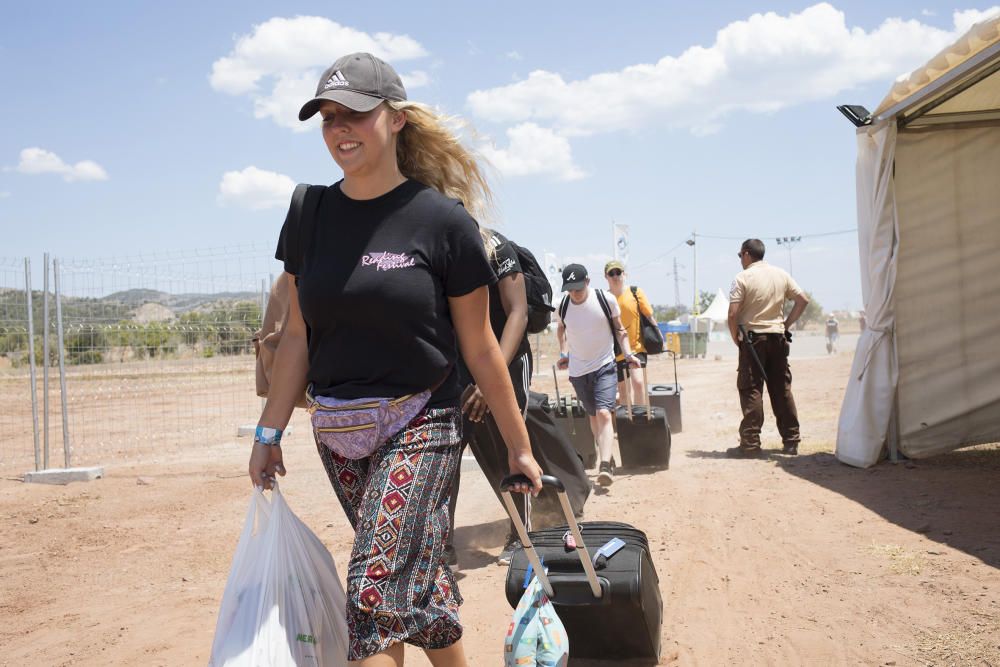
888;328;901;463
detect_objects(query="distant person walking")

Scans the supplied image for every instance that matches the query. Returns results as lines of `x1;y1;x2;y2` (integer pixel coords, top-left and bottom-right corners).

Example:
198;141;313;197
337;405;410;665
604;260;657;404
726;239;809;458
557;263;640;486
825;314;840;354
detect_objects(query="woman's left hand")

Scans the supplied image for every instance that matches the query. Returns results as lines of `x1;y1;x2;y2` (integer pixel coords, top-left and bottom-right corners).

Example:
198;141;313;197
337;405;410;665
507;450;544;496
461;384;489;422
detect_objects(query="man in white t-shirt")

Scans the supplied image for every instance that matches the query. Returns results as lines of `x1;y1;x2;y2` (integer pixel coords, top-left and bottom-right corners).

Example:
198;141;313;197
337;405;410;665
556;263;640;486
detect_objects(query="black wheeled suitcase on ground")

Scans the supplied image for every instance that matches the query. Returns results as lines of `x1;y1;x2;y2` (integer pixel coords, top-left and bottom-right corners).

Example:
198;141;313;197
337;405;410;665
551;366;597;469
616;366;671;469
500;474;663;663
648;351;682;433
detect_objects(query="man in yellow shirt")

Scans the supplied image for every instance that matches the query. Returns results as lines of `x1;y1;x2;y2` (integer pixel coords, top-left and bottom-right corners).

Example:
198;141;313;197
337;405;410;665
604;260;657;404
726;239;809;458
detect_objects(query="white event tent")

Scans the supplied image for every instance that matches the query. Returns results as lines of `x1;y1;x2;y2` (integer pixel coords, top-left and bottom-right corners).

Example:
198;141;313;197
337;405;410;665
836;14;1000;467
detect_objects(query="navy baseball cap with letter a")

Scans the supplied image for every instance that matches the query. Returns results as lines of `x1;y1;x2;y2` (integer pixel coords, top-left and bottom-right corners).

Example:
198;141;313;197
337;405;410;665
298;52;407;121
561;264;589;291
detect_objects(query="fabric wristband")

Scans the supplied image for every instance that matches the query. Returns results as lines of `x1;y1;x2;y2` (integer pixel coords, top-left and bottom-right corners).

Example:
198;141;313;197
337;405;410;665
254;425;283;446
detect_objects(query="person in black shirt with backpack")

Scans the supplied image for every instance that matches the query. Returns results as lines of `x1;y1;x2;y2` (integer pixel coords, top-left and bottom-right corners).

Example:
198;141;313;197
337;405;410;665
247;52;542;666
445;230;533;567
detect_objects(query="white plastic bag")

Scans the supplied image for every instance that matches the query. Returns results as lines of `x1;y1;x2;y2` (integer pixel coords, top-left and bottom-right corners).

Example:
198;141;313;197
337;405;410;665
209;485;349;666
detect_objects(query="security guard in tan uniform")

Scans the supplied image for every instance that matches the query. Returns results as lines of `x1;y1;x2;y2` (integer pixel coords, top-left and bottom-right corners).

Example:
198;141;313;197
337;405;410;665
726;239;809;458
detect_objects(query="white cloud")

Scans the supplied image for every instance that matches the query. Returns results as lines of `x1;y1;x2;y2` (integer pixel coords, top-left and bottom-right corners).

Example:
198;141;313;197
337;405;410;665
479;123;586;181
217;166;295;210
402;70;430;89
921;9;937;17
210;16;428;131
952;7;1000;33
15;147;108;182
466;3;999;137
506;50;523;61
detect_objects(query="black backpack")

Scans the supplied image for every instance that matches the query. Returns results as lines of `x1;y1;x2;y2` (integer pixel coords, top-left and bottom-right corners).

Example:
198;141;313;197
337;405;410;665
509;241;555;334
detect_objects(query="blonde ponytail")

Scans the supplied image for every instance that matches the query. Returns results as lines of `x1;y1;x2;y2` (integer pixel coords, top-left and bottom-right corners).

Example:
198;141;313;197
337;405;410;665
388;101;497;244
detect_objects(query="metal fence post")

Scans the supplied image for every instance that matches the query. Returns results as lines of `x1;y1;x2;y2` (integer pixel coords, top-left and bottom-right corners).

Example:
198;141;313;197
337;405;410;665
25;258;41;471
42;252;50;470
54;258;71;468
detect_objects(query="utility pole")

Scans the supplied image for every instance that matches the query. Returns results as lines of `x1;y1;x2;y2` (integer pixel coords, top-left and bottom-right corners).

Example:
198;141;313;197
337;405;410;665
672;257;681;307
775;236;802;276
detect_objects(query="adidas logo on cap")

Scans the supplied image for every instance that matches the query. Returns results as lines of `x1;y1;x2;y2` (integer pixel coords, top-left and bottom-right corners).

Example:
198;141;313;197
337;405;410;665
324;70;350;89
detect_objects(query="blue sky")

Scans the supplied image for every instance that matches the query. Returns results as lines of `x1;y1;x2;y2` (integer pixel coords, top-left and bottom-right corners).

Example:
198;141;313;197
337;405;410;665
3;1;998;311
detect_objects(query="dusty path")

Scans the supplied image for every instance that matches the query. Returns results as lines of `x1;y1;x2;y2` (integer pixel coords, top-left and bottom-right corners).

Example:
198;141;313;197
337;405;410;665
2;347;998;666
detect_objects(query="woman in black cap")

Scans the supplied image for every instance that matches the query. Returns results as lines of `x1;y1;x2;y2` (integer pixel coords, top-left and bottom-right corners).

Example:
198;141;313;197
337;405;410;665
248;52;543;665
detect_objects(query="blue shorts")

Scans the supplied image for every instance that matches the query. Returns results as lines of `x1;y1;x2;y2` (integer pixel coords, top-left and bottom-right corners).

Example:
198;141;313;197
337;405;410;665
568;361;618;416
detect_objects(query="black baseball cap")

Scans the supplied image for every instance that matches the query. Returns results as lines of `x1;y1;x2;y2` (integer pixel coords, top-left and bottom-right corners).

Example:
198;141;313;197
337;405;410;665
561;264;589;291
298;52;407;121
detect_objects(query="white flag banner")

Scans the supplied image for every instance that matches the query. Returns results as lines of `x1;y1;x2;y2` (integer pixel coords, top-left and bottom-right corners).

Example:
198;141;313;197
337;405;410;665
613;223;630;269
544;252;561;292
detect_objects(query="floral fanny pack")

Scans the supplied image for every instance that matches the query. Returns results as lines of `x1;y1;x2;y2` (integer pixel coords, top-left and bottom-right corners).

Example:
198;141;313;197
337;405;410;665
307;371;449;460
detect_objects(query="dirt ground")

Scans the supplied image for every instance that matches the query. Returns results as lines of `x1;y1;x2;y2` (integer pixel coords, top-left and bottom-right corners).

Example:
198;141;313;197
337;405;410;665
2;341;999;666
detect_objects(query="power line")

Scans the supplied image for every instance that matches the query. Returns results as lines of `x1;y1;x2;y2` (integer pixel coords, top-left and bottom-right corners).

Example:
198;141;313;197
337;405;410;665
694;228;858;241
629;227;858;273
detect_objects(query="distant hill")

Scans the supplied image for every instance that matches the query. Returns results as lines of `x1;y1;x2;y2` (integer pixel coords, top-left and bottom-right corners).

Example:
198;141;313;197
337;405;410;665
0;287;261;326
101;288;260;313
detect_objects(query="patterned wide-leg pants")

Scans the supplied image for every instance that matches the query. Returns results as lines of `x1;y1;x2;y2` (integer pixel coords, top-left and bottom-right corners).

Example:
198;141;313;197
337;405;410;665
315;407;464;660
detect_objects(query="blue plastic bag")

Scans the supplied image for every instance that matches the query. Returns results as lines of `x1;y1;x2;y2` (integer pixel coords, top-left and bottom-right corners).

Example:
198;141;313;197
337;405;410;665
503;575;569;667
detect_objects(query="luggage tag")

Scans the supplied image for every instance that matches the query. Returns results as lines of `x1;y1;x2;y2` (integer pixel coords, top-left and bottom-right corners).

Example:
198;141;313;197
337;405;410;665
593;537;626;569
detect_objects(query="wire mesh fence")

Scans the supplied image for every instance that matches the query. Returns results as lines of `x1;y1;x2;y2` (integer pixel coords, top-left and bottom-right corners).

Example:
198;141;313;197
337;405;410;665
0;246;563;473
0;257;40;470
0;246;324;472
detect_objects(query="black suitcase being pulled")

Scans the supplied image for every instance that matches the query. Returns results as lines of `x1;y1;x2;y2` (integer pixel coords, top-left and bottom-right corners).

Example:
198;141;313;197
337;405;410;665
550;366;598;469
648;350;683;433
500;475;663;663
616;366;671;469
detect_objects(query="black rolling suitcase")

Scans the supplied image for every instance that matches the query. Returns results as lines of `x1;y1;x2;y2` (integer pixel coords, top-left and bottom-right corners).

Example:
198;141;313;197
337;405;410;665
526;391;591;520
500;474;663;663
648;350;683;433
550;366;597;469
616;366;671;469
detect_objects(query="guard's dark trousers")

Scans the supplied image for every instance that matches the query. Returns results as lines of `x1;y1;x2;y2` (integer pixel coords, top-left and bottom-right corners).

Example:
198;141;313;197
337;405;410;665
737;333;800;448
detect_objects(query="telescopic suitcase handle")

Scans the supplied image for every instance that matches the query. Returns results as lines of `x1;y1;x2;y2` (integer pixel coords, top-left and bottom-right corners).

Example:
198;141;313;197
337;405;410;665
499;474;603;600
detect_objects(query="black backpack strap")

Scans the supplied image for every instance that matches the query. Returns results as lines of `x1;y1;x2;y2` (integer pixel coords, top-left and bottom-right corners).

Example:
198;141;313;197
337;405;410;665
286;184;324;275
283;184;308;275
558;294;570;323
594;290;622;357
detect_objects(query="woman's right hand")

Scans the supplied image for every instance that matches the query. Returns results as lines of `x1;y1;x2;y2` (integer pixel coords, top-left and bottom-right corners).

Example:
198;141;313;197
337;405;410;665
248;443;286;490
507;450;543;496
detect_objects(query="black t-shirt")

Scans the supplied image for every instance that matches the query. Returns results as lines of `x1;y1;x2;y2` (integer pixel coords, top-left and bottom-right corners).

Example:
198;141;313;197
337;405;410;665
275;179;497;408
457;230;531;387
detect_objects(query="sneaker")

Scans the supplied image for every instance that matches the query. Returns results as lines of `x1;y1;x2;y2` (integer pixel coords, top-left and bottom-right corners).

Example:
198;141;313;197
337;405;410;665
443;544;459;567
781;444;799;456
726;445;763;459
597;459;616;487
497;535;520;566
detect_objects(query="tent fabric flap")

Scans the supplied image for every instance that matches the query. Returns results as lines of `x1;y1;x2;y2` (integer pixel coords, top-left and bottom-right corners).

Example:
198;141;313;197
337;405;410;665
836;122;899;468
892;125;1000;458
